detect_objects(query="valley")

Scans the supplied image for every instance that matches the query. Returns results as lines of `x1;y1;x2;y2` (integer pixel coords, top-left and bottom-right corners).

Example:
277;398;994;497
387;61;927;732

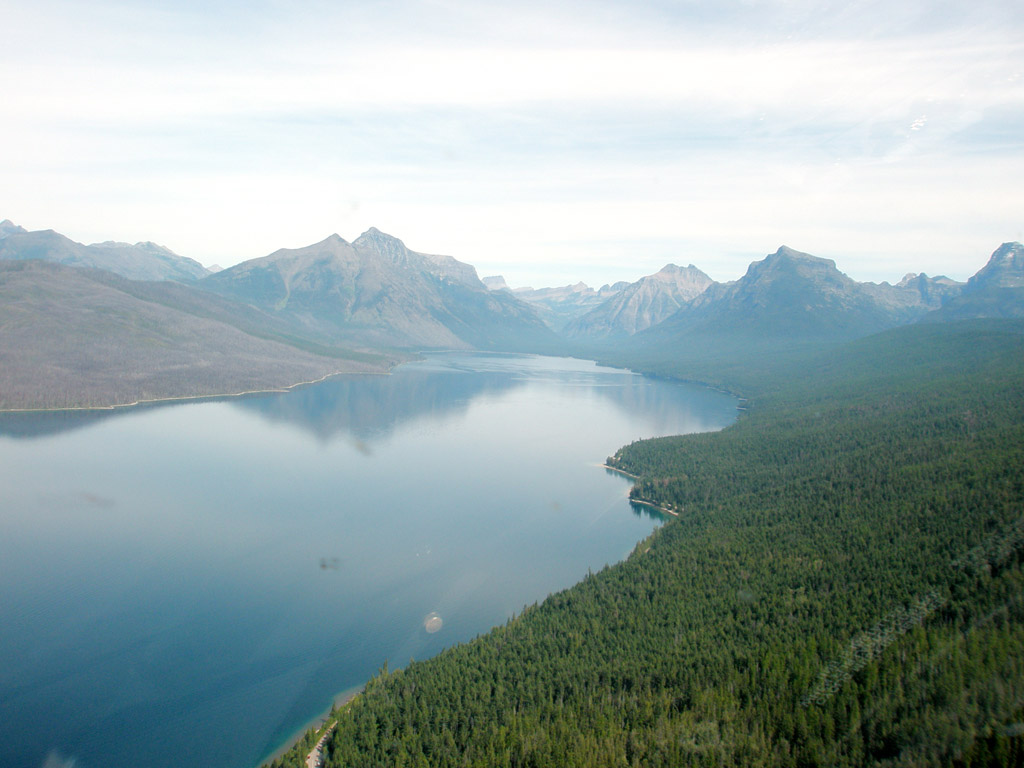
1;219;1023;767
2;217;1020;411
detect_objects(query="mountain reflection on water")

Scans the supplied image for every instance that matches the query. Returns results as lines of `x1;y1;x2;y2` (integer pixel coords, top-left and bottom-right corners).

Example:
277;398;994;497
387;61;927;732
234;353;733;446
0;353;732;445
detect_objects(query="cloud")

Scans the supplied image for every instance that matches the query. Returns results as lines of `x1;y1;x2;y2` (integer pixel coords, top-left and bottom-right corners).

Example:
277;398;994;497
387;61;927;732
0;0;1021;286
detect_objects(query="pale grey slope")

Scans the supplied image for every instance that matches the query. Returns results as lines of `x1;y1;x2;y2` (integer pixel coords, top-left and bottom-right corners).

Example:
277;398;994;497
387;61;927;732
0;222;210;282
199;228;554;350
565;264;714;339
0;259;386;410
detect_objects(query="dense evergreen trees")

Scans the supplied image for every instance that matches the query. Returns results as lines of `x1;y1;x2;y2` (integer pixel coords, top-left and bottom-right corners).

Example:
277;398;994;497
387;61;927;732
268;319;1024;767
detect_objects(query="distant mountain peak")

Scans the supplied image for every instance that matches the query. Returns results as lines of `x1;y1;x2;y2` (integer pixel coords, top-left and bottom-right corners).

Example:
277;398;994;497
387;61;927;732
0;219;27;239
291;233;350;256
967;241;1024;290
200;229;550;350
483;275;510;291
0;223;209;281
352;228;418;268
652;264;704;280
767;245;834;265
600;281;630;293
745;247;844;288
922;242;1024;321
994;241;1024;258
565;262;715;338
136;241;174;253
92;240;177;256
354;227;404;248
358;230;482;287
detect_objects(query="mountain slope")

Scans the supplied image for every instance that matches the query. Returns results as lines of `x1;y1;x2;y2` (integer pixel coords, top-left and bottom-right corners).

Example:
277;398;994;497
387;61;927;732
565;264;714;339
644;246;946;343
924;242;1024;321
0;221;210;282
199;228;555;350
0;260;388;410
592;246;975;392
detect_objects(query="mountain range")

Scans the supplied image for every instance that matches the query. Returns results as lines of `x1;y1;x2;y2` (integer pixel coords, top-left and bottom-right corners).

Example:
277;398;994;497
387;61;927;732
486;245;1009;346
198;228;554;350
0;220;210;282
639;245;962;345
487;280;629;332
1;215;1022;409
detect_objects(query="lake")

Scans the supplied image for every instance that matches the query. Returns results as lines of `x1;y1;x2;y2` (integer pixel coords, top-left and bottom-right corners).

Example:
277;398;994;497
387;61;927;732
0;353;737;768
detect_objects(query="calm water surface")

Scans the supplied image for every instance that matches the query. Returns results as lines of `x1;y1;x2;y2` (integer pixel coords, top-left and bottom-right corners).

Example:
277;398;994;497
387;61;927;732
0;353;736;768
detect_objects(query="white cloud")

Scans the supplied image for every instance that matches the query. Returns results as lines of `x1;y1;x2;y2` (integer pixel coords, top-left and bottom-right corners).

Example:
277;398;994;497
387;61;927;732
0;0;1021;287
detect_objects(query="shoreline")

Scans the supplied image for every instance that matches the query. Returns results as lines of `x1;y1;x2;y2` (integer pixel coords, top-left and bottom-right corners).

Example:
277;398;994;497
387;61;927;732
260;458;674;766
257;491;677;767
0;368;390;415
603;465;679;517
601;463;639;479
629;498;679;517
256;685;364;768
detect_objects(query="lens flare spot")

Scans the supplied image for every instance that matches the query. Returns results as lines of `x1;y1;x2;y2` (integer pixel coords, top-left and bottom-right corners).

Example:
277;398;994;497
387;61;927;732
424;612;443;633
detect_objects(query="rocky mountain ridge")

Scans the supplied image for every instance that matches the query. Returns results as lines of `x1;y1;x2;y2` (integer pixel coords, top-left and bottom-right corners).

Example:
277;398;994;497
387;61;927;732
491;280;629;332
2;214;1022;412
0;219;210;282
198;228;554;350
565;263;715;339
921;242;1024;321
635;245;971;345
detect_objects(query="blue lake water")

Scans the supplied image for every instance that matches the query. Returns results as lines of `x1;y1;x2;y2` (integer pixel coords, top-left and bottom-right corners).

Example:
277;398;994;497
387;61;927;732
0;353;737;768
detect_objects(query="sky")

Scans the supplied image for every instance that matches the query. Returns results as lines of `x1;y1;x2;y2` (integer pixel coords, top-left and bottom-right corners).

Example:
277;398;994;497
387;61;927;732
2;0;1022;289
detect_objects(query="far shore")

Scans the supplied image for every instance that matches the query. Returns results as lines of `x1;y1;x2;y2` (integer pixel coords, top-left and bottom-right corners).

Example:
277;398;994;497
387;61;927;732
257;684;364;768
0;368;390;415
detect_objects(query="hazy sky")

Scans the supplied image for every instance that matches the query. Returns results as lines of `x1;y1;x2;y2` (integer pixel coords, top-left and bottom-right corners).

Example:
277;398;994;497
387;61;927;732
2;0;1022;288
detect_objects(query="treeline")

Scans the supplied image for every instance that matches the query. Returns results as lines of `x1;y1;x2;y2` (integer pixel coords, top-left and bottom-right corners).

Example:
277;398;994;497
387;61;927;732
267;319;1024;767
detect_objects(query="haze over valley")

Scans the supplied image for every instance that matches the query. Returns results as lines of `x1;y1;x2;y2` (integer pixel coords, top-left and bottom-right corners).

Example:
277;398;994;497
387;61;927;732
2;217;1021;410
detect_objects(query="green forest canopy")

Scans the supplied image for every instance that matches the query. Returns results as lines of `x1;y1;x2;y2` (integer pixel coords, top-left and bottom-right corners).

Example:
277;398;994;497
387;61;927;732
268;319;1024;768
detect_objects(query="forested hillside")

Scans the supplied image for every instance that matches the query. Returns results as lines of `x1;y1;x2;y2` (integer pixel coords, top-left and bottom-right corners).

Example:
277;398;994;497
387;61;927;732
268;319;1024;767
